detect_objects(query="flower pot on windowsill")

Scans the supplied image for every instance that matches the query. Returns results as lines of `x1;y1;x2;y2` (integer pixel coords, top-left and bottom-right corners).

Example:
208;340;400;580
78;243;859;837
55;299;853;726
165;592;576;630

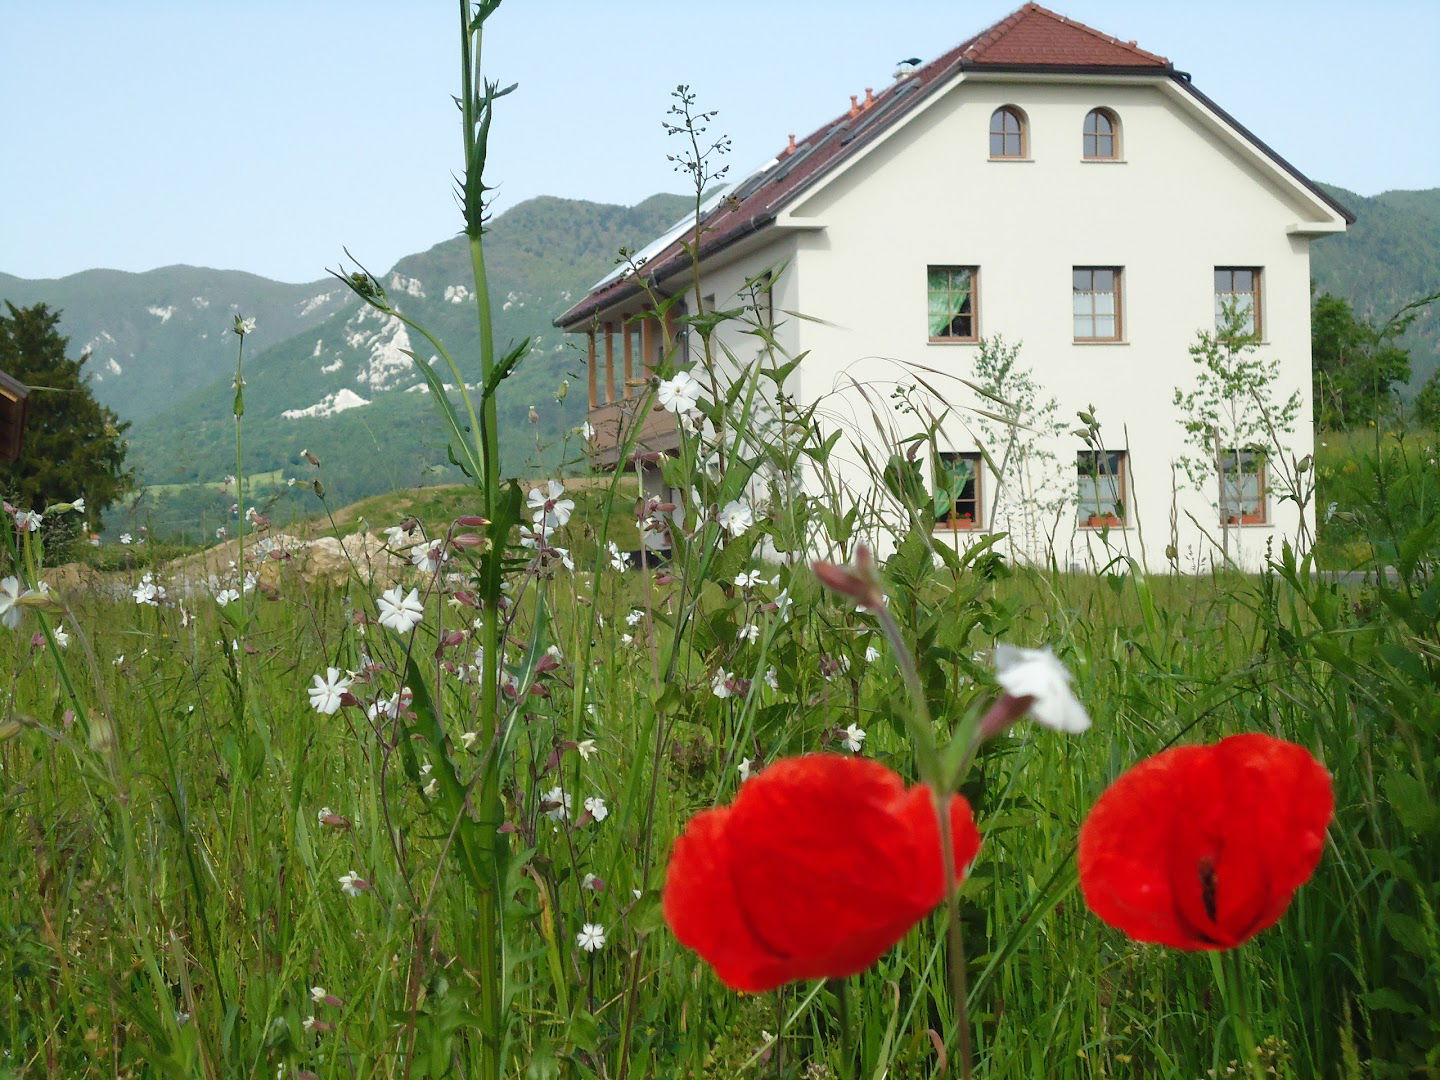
1084;513;1123;528
937;514;978;531
1226;510;1265;526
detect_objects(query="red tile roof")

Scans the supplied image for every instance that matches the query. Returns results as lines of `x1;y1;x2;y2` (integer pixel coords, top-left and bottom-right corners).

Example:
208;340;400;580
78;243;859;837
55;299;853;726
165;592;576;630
958;3;1169;68
555;4;1343;328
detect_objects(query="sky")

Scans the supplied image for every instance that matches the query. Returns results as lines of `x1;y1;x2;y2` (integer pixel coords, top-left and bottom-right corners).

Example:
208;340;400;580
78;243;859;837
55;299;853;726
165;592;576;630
2;0;1437;284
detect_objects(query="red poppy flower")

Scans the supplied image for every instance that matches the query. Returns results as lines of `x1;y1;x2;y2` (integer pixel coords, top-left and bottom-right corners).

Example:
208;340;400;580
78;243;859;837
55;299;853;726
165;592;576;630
662;754;981;992
1078;733;1333;950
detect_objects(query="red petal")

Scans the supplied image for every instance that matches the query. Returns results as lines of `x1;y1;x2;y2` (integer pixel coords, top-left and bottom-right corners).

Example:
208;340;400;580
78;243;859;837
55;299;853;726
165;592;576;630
663;755;979;990
1079;734;1333;950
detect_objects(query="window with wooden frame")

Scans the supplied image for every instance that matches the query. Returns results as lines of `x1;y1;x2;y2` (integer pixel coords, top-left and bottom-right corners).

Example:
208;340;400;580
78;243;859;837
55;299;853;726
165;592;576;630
928;266;978;342
1214;267;1262;338
1218;449;1267;525
989;106;1027;159
1077;450;1127;527
1073;267;1123;342
934;452;983;530
1083;108;1120;160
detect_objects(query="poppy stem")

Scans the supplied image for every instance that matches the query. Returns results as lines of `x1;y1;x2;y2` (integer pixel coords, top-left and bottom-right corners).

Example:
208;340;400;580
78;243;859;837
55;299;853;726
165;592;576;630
833;977;856;1079
871;602;972;1080
1210;949;1265;1080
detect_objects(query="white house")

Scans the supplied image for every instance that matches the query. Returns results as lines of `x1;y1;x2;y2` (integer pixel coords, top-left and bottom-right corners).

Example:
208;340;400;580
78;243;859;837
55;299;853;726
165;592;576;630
554;3;1352;572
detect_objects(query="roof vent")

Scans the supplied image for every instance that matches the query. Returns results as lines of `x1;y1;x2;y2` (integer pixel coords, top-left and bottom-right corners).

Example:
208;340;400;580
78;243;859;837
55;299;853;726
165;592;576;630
893;56;921;80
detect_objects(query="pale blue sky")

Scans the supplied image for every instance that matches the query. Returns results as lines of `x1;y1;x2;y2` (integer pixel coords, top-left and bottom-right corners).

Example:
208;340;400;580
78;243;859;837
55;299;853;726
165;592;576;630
2;0;1436;283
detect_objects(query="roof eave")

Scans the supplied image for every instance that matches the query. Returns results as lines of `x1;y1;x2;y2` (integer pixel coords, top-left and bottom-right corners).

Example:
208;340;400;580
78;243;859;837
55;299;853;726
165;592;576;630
959;60;1173;77
554;212;780;329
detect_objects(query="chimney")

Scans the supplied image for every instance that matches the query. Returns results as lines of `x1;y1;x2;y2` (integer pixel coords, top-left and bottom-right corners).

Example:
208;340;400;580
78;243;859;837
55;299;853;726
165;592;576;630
784;133;797;156
848;94;860;118
864;87;875;108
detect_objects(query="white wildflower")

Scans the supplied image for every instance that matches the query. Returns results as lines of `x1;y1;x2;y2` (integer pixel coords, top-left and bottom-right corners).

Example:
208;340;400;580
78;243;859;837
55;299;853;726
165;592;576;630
542;785;571;821
13;509;41;532
738;623;760;643
410;539;446;574
338;870;369;897
119;532;132;545
842;723;867;753
576;923;606;952
583;795;609;822
308;668;352;715
606;541;627;572
865;645;881;663
656;369;702;414
716;500;755;538
576;738;597;761
711;669;734;699
376;586;424;633
214;587;240;606
0;576;28;630
738;757;754;782
993;644;1091;733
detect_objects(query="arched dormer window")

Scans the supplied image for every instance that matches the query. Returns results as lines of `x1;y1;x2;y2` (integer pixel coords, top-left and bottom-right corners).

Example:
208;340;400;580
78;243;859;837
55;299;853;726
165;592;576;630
1083;108;1120;160
989;106;1027;159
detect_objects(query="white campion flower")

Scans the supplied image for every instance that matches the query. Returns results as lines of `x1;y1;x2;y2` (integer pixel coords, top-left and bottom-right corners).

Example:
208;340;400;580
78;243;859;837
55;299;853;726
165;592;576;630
738;623;760;643
53;624;70;648
460;731;479;750
842;723;867;753
625;609;645;627
527;479;575;529
308;668;352;714
71;498;86;514
376;586;424;633
132;573;166;606
383;524;409;548
764;667;779;691
119;533;133;545
606;541;627;572
1;576;28;630
576;923;606;952
737;758;755;782
735;570;764;588
864;645;881;663
580;420;595;441
338;870;369;897
583;795;609;822
716;500;755;538
214;587;240;606
410;539;446;574
234;315;257;336
542;785;571;821
316;805;334;825
993;644;1091;734
656;369;703;414
13;509;41;532
711;669;734;699
576;738;597;761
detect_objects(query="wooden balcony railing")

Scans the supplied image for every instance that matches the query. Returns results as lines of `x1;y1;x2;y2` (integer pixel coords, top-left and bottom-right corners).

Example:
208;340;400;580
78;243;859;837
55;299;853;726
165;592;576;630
584;308;682;468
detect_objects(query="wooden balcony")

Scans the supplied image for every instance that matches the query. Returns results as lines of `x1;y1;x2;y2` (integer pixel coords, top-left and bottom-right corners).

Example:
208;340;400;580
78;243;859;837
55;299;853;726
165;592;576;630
588;397;680;469
584;307;682;469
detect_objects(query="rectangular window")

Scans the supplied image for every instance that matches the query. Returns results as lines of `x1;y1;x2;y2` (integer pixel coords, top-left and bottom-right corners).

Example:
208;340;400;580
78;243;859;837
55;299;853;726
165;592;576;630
934;452;982;530
1077;450;1127;527
928;266;978;342
1218;450;1267;525
1073;268;1122;341
1215;267;1262;338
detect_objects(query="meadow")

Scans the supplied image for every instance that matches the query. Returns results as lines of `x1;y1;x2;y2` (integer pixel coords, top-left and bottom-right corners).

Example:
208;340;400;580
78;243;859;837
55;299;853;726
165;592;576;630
3;5;1438;1077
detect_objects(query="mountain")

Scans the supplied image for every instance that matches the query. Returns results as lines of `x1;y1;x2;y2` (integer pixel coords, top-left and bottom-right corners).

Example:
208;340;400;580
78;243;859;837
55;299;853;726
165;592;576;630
0;266;350;420
1311;186;1440;388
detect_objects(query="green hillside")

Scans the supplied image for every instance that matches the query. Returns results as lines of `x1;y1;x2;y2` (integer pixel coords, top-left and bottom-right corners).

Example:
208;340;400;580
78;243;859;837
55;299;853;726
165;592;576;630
1311;186;1440;388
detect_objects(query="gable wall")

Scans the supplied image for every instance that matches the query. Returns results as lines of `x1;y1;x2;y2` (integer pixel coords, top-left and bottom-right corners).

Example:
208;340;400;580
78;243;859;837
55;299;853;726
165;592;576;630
781;75;1321;570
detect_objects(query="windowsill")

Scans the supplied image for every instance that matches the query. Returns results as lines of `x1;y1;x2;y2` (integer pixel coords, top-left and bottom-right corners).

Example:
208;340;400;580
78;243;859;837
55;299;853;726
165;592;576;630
1078;524;1131;531
988;157;1034;163
1081;158;1126;164
933;523;983;533
1219;521;1271;528
1073;340;1128;346
928;338;980;346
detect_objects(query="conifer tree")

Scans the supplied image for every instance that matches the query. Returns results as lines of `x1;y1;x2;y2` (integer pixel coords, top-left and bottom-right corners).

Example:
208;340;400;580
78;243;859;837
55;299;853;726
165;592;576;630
0;301;133;527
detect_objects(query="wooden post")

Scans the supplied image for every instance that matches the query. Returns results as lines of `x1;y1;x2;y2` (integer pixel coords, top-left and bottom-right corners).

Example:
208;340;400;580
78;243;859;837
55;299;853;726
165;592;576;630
641;317;653;376
604;322;616;404
586;330;598;410
623;321;634;398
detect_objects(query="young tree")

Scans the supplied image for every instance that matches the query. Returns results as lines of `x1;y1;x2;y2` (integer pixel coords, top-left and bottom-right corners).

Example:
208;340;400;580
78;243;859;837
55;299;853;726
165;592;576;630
1174;304;1301;558
1415;368;1440;429
0;301;133;527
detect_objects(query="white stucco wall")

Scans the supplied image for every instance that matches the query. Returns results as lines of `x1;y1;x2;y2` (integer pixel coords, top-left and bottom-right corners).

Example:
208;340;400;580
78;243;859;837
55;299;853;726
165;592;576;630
766;72;1339;572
